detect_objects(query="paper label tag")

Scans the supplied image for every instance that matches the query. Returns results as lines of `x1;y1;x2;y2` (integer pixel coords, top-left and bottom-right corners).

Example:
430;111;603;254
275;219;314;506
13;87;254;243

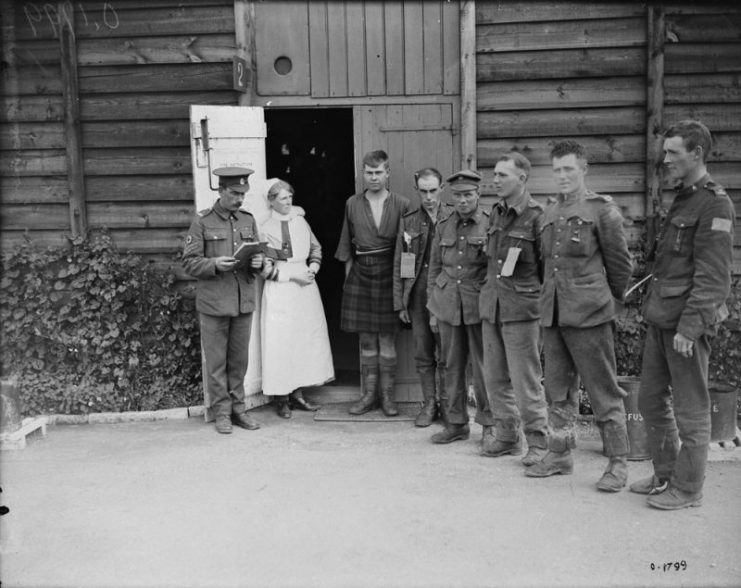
400;252;416;278
500;247;521;277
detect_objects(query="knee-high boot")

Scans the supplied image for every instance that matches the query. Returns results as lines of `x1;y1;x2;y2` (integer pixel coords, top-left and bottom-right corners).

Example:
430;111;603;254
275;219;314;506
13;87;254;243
349;365;379;415
379;365;399;417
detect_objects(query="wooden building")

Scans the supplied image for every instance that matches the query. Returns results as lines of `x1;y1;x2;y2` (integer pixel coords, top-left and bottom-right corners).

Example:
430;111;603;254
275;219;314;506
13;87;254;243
2;1;740;397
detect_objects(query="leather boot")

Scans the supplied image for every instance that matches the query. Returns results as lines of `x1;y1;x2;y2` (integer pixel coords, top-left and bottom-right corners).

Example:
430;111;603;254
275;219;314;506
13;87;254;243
482;420;523;457
646;485;702;510
415;371;437;427
349;366;379;415
482;435;523;457
596;456;628;492
431;423;470;444
522;432;548;466
290;389;320;411
525;434;574;477
379;366;399;417
276;396;291;419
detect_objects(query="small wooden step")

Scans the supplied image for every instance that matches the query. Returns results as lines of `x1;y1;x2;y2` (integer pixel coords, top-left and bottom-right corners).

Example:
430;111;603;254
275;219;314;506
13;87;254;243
0;416;49;450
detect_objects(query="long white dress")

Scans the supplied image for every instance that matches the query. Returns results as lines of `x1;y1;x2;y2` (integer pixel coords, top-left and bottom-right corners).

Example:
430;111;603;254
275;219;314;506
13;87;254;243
260;207;335;396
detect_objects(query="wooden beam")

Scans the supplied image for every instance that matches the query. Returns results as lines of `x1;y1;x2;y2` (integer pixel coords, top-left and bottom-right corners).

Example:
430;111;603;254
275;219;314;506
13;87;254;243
645;3;665;245
0;0;20;153
460;0;476;170
234;0;257;105
59;1;87;239
477;17;646;53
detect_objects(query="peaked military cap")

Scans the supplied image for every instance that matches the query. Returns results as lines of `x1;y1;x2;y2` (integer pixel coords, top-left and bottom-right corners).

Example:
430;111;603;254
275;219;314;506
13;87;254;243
446;169;482;192
213;166;254;193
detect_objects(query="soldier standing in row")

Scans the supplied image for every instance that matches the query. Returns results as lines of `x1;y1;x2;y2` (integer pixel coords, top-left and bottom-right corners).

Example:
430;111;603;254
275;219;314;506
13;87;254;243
479;153;549;465
335;150;411;417
427;170;496;445
632;120;735;509
183;167;268;434
525;141;633;492
393;168;453;427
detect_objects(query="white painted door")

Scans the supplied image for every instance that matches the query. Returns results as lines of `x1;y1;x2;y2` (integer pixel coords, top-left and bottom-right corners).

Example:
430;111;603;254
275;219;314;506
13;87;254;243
189;105;273;417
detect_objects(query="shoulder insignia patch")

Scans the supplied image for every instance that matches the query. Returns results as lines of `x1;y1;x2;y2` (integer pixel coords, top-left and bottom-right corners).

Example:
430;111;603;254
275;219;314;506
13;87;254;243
706;182;728;198
711;217;733;233
586;192;613;202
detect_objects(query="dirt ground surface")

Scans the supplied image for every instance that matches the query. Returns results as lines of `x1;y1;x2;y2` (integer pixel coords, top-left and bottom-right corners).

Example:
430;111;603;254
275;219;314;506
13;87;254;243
1;405;740;588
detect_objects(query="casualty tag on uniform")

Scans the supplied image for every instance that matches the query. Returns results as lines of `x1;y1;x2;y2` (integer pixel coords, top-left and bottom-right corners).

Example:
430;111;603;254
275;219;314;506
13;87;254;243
400;252;416;278
500;247;521;277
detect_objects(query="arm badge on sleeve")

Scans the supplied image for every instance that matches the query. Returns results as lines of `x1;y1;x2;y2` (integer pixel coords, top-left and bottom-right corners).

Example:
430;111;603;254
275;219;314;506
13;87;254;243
711;218;732;233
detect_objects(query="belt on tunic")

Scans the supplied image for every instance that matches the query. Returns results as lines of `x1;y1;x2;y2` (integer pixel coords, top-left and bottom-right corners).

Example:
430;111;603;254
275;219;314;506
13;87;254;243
442;269;483;284
355;247;393;257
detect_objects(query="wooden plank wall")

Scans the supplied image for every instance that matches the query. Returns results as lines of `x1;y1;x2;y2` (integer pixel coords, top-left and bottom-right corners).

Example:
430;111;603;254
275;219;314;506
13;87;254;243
475;1;741;272
1;0;238;269
475;1;648;227
661;3;741;273
255;0;459;98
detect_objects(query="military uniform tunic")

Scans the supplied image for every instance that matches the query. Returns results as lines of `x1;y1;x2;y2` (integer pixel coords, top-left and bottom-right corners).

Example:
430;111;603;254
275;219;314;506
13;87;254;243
183;202;261;316
393;203;454;315
480;190;543;323
639;174;735;494
427;206;494;427
540;190;633;328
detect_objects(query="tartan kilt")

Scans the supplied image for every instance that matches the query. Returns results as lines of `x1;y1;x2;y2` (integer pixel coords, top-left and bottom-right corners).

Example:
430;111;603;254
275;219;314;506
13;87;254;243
341;254;399;333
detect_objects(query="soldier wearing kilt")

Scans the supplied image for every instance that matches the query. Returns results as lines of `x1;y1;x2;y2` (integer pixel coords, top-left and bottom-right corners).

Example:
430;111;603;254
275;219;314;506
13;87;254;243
335;150;412;416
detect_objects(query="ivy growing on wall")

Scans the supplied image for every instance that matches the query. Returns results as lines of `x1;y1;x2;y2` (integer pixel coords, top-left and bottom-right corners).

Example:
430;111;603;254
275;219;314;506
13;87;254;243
0;233;202;416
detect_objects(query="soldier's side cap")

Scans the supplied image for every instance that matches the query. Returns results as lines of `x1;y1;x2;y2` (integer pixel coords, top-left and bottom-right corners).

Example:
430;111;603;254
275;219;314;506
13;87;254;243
213;166;254;193
446;169;482;192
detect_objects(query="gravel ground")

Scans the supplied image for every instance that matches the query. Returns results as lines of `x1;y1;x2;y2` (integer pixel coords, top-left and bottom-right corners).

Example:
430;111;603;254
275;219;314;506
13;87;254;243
1;405;740;588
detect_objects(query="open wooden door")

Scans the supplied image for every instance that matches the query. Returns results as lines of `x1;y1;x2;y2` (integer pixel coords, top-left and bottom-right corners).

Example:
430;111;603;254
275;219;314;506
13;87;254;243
189;105;273;418
354;103;459;401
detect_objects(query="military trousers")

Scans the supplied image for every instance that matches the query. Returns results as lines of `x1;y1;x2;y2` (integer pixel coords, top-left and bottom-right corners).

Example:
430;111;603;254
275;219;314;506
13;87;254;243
543;322;629;455
199;312;253;418
482;319;548;442
639;324;711;494
438;320;494;426
409;283;443;376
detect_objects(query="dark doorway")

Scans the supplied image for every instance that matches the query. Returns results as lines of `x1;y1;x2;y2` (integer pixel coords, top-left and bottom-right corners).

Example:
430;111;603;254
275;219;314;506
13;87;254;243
264;108;358;384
